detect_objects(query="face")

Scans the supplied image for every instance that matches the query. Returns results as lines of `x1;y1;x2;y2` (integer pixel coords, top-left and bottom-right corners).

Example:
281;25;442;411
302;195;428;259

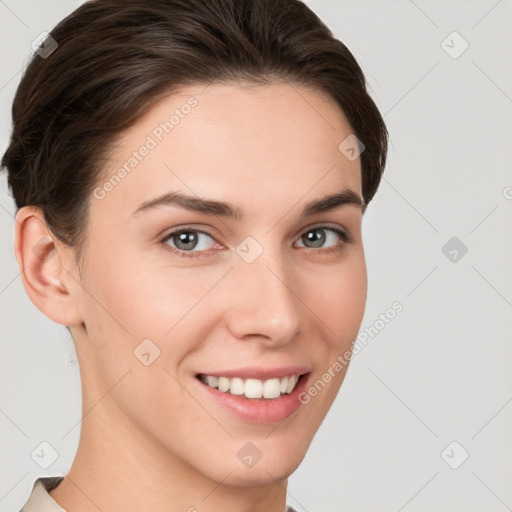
70;81;367;485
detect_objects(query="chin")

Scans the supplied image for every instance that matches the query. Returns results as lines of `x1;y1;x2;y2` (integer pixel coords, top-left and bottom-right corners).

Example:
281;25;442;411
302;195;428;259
200;439;309;487
223;458;305;487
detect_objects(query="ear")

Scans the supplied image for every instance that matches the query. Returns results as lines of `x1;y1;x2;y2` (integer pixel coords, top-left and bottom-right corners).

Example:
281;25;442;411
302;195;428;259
13;206;84;326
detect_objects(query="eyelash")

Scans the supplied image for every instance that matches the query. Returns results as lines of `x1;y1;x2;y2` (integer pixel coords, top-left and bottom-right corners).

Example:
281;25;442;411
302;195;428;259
159;225;352;259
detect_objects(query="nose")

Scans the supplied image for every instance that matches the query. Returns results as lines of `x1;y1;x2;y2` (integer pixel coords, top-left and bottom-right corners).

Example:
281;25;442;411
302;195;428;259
222;246;302;347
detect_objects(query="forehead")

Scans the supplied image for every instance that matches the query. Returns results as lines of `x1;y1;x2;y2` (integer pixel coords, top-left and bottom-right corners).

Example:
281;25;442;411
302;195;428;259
91;81;362;221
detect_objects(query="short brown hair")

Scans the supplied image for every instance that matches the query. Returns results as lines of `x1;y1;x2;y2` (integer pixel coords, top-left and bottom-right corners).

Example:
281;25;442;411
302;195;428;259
1;0;388;270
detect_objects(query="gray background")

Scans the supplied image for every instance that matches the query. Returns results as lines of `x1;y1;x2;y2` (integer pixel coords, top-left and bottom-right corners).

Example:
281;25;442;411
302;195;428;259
1;1;511;511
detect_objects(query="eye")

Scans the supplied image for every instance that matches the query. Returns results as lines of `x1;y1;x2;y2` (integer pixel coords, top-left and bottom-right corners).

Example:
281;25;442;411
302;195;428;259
161;229;219;258
160;225;351;259
295;226;350;252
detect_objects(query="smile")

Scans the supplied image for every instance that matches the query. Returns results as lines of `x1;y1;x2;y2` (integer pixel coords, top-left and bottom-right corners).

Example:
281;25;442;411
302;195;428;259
195;369;311;424
198;373;300;399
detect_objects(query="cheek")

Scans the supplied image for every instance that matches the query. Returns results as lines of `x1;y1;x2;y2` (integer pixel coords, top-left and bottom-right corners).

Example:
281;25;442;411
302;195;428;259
86;253;201;337
304;252;367;347
81;254;226;382
78;260;204;421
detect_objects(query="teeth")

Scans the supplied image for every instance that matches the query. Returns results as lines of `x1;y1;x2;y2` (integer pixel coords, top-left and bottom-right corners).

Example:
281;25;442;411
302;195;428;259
207;375;218;388
230;377;245;395
286;374;298;394
263;378;281;399
245;379;263;398
218;376;230;393
199;373;302;399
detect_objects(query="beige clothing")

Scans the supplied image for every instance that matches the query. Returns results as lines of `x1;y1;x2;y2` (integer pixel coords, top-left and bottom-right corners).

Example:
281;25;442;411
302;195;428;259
19;477;65;512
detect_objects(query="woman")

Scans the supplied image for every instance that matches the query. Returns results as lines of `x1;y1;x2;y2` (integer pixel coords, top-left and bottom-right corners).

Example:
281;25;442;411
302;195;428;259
3;0;388;510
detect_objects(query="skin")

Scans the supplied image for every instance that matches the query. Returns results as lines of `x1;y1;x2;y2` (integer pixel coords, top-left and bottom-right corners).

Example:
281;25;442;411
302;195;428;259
15;81;367;512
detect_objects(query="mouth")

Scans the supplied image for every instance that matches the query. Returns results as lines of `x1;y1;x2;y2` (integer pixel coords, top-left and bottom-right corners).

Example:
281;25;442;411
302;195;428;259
196;372;305;400
194;369;312;424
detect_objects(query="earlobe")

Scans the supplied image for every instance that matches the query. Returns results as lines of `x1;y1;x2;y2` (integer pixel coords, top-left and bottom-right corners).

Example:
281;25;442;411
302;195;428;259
13;206;84;326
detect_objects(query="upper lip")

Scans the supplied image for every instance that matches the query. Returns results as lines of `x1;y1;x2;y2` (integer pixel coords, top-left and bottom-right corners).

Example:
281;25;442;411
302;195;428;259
196;365;311;380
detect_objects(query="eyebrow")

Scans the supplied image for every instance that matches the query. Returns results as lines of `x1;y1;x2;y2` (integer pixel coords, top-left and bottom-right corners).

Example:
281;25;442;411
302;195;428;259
131;188;365;220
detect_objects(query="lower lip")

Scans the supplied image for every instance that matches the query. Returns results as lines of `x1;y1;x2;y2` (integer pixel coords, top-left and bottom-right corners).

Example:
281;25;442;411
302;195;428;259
196;373;311;424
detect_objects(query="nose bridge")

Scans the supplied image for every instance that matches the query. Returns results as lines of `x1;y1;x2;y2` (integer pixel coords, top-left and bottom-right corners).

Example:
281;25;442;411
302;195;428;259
224;240;302;343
